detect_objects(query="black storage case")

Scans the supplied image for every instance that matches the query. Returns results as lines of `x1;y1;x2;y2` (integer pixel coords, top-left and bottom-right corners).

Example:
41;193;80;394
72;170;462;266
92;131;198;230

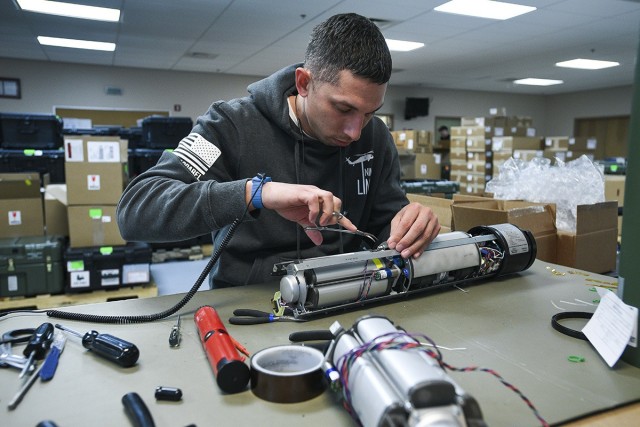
0;236;65;297
0;113;64;149
130;148;166;177
64;242;152;293
0;148;65;183
141;117;192;149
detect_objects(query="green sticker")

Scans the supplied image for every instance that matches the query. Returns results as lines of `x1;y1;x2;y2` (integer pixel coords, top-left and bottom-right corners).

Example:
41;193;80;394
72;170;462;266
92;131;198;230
610;165;618;172
89;208;103;219
24;149;35;156
100;247;113;255
68;260;85;271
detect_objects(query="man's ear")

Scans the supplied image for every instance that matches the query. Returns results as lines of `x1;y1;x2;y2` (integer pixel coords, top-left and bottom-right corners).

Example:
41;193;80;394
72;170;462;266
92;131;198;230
295;67;312;96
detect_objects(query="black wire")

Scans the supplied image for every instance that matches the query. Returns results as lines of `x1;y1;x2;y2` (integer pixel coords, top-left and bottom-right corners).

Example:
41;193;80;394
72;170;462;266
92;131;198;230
45;176;267;324
551;311;593;340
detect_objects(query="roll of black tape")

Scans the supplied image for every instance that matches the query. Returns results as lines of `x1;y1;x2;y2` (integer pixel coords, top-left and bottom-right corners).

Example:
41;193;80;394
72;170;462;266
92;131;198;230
250;345;326;404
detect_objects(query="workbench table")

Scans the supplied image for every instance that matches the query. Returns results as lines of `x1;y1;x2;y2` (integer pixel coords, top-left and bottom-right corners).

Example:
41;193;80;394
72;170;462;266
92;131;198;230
1;260;639;426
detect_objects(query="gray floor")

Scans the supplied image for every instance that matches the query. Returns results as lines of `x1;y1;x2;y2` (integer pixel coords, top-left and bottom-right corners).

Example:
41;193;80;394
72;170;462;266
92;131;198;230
150;258;212;295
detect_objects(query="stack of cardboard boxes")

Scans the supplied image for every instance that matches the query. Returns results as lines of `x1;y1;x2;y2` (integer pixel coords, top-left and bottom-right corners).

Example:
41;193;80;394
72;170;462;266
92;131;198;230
449;118;491;194
543;136;598;163
63;135;128;248
407;193;618;274
0;173;66;297
391;130;442;180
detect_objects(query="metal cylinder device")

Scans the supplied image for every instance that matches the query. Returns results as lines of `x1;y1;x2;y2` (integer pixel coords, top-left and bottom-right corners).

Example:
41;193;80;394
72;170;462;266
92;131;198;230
278;223;536;318
332;315;484;427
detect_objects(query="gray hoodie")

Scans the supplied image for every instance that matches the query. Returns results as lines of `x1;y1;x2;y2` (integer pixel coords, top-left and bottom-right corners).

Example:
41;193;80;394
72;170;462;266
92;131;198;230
117;64;408;287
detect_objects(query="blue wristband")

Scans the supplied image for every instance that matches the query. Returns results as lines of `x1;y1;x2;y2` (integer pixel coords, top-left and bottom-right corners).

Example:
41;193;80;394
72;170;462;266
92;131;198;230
251;175;271;209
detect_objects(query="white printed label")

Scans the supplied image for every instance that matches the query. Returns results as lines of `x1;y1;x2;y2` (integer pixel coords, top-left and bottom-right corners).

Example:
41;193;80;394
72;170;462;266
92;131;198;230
101;269;120;287
88;141;120;162
8;276;18;292
491;223;529;255
87;175;101;191
8;211;22;226
64;139;84;162
70;271;90;288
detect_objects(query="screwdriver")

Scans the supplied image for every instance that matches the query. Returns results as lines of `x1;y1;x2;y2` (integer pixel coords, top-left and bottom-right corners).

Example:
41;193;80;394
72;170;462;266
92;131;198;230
19;322;55;379
54;324;140;368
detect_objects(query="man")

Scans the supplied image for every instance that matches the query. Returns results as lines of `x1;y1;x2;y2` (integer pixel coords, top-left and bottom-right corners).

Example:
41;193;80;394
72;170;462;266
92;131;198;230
117;13;439;288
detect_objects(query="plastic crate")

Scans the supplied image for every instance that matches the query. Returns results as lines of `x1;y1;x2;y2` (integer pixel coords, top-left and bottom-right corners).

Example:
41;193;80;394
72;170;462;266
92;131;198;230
64;242;152;293
0;235;65;297
0;113;64;149
141;117;192;149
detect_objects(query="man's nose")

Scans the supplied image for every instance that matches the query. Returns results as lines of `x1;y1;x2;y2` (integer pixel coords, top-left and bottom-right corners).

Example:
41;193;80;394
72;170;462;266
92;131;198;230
343;116;365;141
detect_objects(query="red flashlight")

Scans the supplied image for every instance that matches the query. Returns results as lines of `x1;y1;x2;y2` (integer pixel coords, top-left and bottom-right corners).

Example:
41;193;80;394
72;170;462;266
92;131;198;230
194;305;251;394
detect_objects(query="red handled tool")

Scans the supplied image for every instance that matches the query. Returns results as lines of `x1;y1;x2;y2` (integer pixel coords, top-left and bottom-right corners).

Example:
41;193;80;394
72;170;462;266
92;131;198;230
194;306;251;394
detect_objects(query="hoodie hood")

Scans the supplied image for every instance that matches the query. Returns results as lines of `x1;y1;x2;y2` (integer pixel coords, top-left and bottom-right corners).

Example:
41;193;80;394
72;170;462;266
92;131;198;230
248;63;301;137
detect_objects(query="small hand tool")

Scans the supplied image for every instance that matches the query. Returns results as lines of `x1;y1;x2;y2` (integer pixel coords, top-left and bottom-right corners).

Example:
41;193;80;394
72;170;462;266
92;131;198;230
229;308;306;325
55;324;139;368
19;323;54;379
8;357;45;410
122;392;156;427
168;316;181;348
39;331;66;381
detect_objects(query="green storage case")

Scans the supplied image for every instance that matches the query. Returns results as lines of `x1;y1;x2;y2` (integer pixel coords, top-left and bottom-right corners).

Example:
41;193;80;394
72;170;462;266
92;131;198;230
0;236;65;297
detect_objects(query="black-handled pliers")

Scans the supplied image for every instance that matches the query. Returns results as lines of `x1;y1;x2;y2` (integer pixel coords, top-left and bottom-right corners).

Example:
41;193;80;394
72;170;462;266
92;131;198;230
229;309;305;325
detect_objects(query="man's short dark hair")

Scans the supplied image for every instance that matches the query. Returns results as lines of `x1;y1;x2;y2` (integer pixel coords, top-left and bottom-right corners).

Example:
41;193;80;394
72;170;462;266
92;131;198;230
304;13;392;85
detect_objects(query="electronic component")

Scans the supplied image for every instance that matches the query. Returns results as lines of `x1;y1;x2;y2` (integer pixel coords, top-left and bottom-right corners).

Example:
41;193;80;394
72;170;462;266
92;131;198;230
275;223;536;318
330;315;485;427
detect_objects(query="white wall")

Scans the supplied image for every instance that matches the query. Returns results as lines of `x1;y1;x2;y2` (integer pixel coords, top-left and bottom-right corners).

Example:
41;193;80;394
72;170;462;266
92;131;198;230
0;58;633;137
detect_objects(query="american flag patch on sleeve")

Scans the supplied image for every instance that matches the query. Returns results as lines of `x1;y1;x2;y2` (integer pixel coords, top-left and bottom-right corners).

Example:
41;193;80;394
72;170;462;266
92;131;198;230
173;133;221;180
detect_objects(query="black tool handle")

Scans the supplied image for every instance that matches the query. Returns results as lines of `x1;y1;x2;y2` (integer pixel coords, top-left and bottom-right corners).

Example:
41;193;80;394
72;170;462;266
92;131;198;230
289;330;335;342
122;392;155;427
82;331;140;367
232;309;270;317
228;316;272;325
23;323;55;359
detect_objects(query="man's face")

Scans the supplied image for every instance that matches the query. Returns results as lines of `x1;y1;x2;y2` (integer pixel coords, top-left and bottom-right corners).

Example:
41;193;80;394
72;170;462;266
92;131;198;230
299;69;387;147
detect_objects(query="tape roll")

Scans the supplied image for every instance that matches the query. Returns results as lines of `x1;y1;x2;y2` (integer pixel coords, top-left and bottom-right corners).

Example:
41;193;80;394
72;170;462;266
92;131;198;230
250;345;326;403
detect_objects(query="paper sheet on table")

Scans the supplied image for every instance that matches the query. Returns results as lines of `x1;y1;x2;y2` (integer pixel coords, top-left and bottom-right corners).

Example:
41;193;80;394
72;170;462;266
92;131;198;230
582;288;639;367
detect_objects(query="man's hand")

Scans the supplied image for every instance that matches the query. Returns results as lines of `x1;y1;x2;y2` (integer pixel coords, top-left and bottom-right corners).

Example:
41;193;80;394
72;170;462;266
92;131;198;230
387;202;440;259
250;181;357;245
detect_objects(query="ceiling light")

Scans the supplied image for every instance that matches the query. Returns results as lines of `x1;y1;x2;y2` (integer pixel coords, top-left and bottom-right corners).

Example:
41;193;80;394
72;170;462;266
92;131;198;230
17;0;120;22
38;36;116;51
386;39;424;52
555;58;620;70
513;78;564;86
435;0;536;20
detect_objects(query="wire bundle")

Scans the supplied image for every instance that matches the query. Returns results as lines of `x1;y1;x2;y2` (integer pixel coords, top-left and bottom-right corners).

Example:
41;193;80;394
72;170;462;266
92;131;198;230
334;330;549;427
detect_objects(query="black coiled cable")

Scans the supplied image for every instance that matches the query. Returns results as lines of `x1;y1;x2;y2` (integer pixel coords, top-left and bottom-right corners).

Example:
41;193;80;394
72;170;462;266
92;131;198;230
45;219;240;324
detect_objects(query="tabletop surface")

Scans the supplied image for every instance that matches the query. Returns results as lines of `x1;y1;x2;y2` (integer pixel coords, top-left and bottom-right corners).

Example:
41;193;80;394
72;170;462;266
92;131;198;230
1;259;638;427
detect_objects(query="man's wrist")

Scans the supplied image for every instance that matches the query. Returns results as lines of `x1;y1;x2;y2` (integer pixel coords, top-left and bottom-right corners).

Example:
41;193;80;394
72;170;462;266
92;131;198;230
250;175;271;209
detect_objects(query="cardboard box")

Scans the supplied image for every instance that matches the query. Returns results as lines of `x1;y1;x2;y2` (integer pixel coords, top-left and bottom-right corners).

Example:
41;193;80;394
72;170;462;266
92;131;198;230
604;175;625;207
64;136;129;205
545;136;570;150
0;173;44;238
44;184;68;236
568;137;597;151
451;126;485;137
417;130;432;150
395;130;418;150
399;153;442;180
492;136;542;151
556;202;618;274
406;194;453;233
67;205;126;248
451;199;557;262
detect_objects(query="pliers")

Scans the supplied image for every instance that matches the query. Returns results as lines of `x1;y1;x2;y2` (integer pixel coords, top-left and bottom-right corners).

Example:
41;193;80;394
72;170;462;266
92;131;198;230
228;309;306;325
